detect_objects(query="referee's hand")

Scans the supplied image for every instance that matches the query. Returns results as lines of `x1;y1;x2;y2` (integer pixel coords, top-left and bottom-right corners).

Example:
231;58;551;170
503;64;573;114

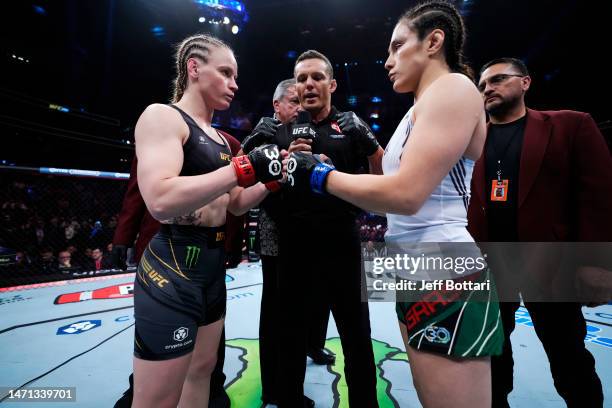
288;137;312;154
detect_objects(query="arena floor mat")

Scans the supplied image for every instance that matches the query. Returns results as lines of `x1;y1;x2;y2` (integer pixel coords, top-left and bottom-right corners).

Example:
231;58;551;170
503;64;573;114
0;262;610;407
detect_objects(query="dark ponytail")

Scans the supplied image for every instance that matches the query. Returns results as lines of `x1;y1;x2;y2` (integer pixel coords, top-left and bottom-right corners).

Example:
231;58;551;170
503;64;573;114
399;1;474;80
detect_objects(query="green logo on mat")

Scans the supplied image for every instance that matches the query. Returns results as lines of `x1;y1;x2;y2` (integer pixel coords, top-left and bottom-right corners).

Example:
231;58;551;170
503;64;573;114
185;246;201;268
224;337;409;407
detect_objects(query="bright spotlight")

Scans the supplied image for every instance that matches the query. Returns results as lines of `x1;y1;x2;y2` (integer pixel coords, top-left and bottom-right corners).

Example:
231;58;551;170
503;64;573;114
223;16;230;24
231;25;239;34
199;17;206;23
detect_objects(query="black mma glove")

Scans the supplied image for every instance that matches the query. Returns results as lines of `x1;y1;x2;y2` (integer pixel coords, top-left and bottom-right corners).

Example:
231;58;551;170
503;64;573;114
336;111;380;156
241;117;280;154
286;152;335;194
232;144;283;187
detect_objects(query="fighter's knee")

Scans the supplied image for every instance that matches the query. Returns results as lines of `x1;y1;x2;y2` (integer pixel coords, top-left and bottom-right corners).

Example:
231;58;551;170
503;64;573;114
186;354;217;381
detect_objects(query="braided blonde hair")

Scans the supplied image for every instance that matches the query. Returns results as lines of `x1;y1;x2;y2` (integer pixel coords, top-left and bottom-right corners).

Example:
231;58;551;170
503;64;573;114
171;34;232;103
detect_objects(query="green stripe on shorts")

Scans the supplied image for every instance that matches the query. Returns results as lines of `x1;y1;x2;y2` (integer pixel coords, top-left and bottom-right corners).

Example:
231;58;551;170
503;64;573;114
396;269;504;357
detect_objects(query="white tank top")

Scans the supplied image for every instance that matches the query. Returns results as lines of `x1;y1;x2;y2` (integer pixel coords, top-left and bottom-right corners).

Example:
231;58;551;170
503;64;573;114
382;106;477;244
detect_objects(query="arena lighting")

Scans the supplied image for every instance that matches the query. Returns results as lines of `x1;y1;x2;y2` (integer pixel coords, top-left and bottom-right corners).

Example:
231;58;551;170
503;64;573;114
371;123;381;132
371;96;382;103
370;112;379;119
193;0;244;12
49;104;70;113
11;54;30;63
193;0;248;34
199;17;206;23
33;5;46;15
150;26;165;38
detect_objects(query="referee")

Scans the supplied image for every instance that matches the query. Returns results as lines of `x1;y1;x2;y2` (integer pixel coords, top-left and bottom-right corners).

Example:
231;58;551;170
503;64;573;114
245;49;383;407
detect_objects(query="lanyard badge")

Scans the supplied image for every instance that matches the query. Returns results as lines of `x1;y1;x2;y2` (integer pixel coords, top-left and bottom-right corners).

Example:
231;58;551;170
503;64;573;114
490;177;509;202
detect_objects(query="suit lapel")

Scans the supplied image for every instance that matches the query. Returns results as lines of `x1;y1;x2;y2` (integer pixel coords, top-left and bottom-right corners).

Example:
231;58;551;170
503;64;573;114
518;109;552;207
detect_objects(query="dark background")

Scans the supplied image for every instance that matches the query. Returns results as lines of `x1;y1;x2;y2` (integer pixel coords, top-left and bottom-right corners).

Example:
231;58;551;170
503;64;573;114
2;0;610;172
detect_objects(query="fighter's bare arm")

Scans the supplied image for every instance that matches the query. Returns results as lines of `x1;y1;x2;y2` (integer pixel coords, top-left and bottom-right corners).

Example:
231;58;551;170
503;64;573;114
135;104;238;221
326;74;485;215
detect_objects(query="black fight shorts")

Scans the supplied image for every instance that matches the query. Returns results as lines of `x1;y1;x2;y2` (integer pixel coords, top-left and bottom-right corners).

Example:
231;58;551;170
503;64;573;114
133;224;226;360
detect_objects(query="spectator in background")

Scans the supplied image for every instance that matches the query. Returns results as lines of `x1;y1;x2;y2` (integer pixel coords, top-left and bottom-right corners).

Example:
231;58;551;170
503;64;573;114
88;220;104;248
100;217;117;247
230;103;253;131
13;251;29;274
67;245;87;270
57;250;74;273
86;247;111;271
33;219;46;247
62;222;79;249
46;216;64;248
2;200;28;227
35;247;56;274
0;213;16;248
64;245;84;270
362;240;377;261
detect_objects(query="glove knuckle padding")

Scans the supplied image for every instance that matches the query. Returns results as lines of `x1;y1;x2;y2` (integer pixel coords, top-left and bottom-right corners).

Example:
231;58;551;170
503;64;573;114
287;152;310;188
286;152;335;192
249;144;283;183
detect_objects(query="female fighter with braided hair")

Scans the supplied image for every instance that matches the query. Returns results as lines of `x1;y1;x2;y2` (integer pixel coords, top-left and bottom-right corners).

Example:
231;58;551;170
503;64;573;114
286;2;503;407
132;34;282;408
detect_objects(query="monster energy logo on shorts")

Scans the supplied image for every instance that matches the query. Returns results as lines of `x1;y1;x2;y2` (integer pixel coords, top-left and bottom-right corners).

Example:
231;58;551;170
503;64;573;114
185;246;201;268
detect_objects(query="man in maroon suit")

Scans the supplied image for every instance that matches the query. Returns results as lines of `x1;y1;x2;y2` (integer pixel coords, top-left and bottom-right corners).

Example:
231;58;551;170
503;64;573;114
110;158;160;267
113;130;244;408
469;57;611;408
